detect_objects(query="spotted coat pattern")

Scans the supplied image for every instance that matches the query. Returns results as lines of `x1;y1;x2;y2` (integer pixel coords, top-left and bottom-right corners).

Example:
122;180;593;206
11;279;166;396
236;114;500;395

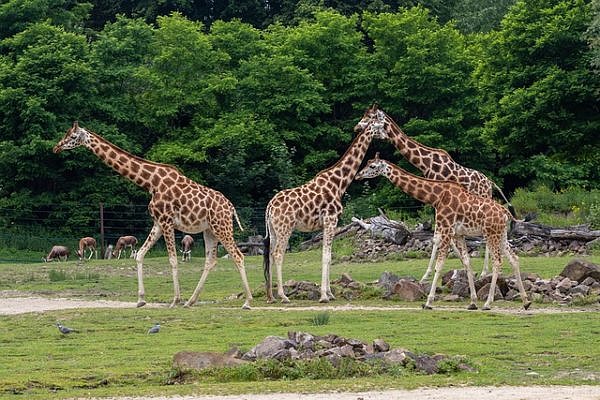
356;154;531;310
53;122;252;309
264;124;388;304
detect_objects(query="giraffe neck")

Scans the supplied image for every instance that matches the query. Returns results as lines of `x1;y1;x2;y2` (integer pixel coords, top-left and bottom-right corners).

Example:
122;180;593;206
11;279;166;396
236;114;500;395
315;130;372;197
383;161;447;205
385;117;449;174
85;132;174;192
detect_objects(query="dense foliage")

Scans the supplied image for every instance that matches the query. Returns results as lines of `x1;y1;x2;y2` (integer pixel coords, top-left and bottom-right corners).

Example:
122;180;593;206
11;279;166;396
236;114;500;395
0;0;598;237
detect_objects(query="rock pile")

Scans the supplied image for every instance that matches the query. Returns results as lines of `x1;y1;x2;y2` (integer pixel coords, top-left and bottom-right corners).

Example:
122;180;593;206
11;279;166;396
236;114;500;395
377;258;600;305
240;331;467;374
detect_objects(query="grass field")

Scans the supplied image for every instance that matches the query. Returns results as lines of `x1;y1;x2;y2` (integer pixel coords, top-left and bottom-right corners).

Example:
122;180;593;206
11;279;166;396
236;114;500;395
1;250;599;399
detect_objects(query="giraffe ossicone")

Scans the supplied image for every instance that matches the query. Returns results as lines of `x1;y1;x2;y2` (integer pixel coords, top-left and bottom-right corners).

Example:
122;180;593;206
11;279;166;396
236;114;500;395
53;121;253;309
356;153;531;311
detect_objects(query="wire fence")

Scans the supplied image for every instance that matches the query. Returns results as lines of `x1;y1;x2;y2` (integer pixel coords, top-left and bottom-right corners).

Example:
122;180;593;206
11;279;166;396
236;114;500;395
0;201;425;263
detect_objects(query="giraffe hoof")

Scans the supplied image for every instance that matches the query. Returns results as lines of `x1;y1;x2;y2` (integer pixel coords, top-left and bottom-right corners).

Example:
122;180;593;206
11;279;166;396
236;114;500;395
136;301;146;308
183;302;192;308
319;297;330;304
280;297;290;304
482;305;491;311
523;301;532;310
467;303;478;310
421;304;433;310
241;303;251;310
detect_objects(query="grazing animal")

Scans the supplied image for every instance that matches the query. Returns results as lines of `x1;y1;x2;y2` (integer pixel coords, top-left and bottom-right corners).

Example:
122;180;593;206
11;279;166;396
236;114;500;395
77;237;97;260
53;121;252;309
43;245;69;262
354;104;513;280
355;153;531;311
263;115;389;303
180;235;194;262
113;235;138;259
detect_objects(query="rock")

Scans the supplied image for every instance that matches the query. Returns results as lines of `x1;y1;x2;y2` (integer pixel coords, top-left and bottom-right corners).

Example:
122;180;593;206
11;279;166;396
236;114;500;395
243;335;289;360
581;276;598;286
571;284;590;296
382;349;412;364
173;350;247;370
442;294;461;302
392;279;425;301
413;354;440;374
373;339;390;353
560;259;600;283
476;283;503;301
556;277;573;293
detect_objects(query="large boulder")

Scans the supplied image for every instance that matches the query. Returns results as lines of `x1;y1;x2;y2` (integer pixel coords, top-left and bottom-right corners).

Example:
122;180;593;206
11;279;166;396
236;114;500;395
560;259;600;283
392;279;425;301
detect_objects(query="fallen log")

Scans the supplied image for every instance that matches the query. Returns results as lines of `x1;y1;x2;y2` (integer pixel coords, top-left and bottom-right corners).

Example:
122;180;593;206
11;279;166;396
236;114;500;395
351;209;411;245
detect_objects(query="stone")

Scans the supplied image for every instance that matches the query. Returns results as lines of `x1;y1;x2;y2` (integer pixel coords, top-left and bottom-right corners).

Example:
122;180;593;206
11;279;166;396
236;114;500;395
373;338;390;353
560;259;600;283
581;277;598;286
413;354;440;374
442;294;461;302
556;277;573;293
570;284;590;296
476;283;503;301
243;335;288;360
392;279;425;301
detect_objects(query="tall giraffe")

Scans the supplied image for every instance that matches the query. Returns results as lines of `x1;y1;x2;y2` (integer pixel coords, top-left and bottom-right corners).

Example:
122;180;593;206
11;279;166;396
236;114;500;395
53;121;253;309
355;104;513;280
263;120;389;303
356;153;531;310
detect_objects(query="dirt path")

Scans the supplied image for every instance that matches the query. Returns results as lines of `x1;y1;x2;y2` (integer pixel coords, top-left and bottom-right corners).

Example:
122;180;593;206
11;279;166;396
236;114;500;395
0;295;597;315
91;385;600;400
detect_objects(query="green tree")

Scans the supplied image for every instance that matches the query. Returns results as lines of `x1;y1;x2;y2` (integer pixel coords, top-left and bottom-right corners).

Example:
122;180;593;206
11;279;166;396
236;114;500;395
477;0;600;190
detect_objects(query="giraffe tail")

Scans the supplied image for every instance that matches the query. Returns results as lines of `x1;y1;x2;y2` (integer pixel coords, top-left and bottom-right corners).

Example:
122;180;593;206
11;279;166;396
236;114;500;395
491;181;516;218
232;206;244;232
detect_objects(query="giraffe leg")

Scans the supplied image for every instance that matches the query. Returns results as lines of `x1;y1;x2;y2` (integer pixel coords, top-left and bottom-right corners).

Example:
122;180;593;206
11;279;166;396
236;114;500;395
219;233;253;310
161;223;182;308
272;231;292;303
482;238;502;311
319;215;337;303
423;234;451;310
184;231;218;308
134;223;163;307
503;239;531;310
420;231;440;283
454;237;478;310
480;243;490;278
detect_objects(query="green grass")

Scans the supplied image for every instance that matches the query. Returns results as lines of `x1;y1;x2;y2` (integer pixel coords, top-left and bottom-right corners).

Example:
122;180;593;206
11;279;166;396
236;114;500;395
1;250;599;399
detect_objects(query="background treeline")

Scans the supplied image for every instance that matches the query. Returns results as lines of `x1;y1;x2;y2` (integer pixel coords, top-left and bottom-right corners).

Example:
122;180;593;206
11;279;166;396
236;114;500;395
0;0;599;241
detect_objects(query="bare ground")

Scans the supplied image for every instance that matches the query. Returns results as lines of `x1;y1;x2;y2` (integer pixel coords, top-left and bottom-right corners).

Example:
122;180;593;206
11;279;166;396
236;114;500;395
2;294;599;400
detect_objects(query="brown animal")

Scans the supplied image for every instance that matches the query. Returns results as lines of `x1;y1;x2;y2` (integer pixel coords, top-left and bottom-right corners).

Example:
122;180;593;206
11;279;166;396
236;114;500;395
53;122;252;309
113;235;138;259
77;237;97;260
43;245;69;262
180;235;194;262
355;153;531;311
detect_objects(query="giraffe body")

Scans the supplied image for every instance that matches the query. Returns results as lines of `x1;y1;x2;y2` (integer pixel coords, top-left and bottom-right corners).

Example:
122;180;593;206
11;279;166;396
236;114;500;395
53;122;252;309
355;154;531;311
355;105;513;279
264;122;388;303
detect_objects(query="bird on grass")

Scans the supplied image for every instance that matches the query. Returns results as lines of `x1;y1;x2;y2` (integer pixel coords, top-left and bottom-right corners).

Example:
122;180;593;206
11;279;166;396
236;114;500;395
147;323;160;334
56;322;76;334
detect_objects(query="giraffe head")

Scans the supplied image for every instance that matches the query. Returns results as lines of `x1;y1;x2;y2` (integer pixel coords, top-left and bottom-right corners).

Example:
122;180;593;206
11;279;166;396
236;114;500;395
53;121;90;153
354;103;388;140
355;152;390;180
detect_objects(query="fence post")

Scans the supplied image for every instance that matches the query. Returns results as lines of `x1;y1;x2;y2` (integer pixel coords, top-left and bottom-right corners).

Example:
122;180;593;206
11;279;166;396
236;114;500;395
99;202;105;259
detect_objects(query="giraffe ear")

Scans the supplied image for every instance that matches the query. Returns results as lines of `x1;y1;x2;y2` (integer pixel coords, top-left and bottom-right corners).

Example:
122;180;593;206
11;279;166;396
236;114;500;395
73;121;79;129
371;102;379;111
374;152;380;160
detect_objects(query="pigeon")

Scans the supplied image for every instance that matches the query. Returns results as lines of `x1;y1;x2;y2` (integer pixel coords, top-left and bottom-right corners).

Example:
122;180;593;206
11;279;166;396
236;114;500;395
147;323;160;334
56;322;76;334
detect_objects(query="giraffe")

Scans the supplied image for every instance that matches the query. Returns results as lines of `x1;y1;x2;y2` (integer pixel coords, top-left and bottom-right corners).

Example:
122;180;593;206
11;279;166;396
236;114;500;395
53;121;253;309
354;104;513;280
355;153;531;310
263;119;389;304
